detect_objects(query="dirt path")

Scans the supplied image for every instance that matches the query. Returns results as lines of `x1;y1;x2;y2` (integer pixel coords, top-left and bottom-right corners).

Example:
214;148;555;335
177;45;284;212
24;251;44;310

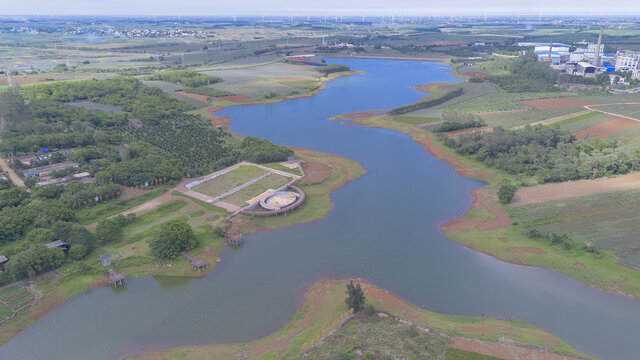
584;102;640;122
0;115;25;187
512;172;640;206
509;110;593;130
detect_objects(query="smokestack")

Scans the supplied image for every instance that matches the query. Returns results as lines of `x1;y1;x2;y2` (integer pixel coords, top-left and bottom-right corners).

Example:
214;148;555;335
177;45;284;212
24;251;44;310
548;37;553;62
594;27;603;66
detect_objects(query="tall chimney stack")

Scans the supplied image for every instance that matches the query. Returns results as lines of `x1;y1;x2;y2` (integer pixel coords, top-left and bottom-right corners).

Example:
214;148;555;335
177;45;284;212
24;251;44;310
548;37;553;62
594;27;604;66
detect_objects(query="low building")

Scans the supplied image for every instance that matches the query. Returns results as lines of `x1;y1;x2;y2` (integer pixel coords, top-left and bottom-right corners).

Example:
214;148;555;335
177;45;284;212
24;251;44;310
576;62;597;76
16;155;38;166
36;172;92;187
24;161;78;178
0;255;8;270
46;240;69;253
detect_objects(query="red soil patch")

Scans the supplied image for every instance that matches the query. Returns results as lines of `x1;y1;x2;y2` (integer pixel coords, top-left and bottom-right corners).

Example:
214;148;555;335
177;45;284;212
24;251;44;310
572;117;639;139
441;188;511;232
575;262;585;269
450;337;582;360
210;116;231;130
499;237;509;243
301;162;331;184
206;105;226;114
354;279;412;312
413;83;437;94
461;326;493;335
341;110;384;120
176;91;210;102
512;172;640;206
518;98;595;110
507;247;547;255
215;94;251;101
0;77;55;85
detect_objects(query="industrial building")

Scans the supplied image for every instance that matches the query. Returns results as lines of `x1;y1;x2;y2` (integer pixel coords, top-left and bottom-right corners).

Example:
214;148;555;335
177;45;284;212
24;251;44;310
614;51;640;72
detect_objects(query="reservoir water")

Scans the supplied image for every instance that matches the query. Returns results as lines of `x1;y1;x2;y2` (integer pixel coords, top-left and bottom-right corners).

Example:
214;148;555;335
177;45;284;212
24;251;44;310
1;59;639;360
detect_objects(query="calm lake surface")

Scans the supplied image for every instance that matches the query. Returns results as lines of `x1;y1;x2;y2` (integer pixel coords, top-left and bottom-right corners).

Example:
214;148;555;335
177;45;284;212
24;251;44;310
1;59;639;360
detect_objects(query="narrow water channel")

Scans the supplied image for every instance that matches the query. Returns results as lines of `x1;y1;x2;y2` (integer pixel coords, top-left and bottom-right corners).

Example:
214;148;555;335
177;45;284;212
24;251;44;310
0;59;638;360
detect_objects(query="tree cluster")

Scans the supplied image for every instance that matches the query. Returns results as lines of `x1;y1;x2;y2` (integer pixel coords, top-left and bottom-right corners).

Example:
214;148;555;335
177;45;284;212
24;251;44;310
442;125;640;183
147;70;222;87
389;88;463;115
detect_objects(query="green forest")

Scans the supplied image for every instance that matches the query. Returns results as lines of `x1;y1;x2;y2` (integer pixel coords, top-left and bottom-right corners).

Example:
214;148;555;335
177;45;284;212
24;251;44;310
442;125;640;183
0;76;293;285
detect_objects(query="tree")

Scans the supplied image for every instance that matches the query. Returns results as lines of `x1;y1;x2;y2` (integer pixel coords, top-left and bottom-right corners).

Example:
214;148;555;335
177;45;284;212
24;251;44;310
68;244;87;260
345;280;365;312
498;182;517;204
150;219;198;259
95;217;124;245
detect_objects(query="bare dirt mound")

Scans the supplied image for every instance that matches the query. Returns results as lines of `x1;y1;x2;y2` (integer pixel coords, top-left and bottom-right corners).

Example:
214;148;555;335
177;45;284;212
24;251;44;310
507;247;547;255
210;116;231;130
441;188;511;232
512;172;640;206
301;162;331;184
519;98;595;110
450;337;582;360
572;117;639;139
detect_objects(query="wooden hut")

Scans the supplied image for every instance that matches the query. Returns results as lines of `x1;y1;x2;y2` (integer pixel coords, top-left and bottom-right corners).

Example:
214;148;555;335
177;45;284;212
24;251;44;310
181;252;208;271
108;269;127;287
46;240;69;254
0;255;8;270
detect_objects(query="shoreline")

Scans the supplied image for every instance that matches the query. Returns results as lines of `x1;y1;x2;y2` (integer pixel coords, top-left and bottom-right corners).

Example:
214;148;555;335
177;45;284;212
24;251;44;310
0;68;368;347
330;82;640;299
131;278;590;360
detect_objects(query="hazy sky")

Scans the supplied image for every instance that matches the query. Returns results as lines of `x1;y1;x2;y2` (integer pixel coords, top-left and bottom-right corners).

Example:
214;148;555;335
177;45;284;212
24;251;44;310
0;0;638;16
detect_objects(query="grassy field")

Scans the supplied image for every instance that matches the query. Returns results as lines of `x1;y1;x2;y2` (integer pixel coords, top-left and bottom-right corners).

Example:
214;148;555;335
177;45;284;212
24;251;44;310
442;92;571;115
474;56;515;76
557;112;616;133
192;166;267;198
589;103;640;120
75;188;168;225
230;148;367;235
223;173;292;206
404;82;499;117
132;279;586;360
0;283;34;322
263;162;302;175
479;107;585;128
515;189;640;268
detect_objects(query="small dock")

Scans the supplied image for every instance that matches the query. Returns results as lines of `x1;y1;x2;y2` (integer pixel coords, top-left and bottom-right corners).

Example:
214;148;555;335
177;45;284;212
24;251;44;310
108;269;127;287
182;252;208;271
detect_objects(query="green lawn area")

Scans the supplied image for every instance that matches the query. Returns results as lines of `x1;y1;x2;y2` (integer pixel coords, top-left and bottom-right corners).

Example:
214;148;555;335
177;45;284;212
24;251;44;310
263;162;302;175
557;112;615;133
590;103;640;120
551;111;599;127
74;188;167;225
223;173;292;206
192;165;267;198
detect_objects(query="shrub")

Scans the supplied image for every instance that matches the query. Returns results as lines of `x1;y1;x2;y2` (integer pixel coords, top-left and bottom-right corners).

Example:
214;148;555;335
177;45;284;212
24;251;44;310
498;183;517;204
